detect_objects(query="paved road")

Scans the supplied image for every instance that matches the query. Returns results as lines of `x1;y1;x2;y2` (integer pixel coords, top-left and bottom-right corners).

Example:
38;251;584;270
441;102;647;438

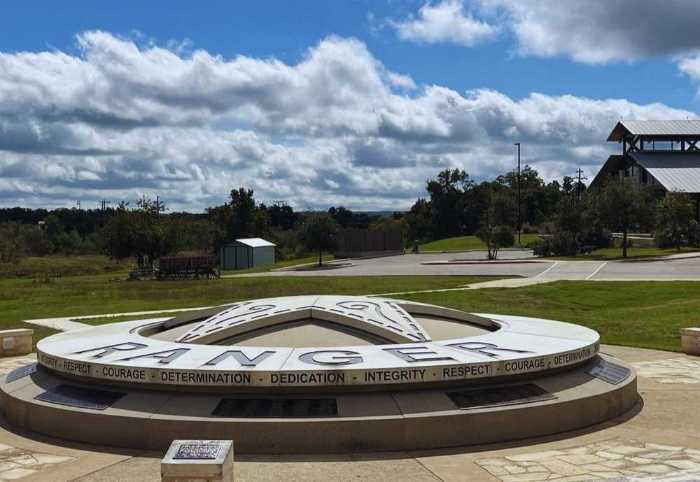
235;251;700;281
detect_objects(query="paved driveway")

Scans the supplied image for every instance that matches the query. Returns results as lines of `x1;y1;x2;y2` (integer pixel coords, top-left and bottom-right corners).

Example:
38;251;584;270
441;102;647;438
242;252;553;278
232;252;700;282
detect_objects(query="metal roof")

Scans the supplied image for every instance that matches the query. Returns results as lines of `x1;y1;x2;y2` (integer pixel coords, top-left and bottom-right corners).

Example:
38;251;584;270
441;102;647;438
607;120;700;141
631;152;700;193
234;237;276;248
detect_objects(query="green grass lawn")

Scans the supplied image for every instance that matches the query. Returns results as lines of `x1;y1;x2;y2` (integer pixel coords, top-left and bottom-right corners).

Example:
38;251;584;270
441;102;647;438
4;254;699;353
420;233;540;252
66;279;700;352
403;281;700;352
2;273;496;344
0;255;133;278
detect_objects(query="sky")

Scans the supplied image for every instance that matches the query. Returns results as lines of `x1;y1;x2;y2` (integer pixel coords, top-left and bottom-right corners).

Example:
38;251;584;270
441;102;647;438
3;0;700;212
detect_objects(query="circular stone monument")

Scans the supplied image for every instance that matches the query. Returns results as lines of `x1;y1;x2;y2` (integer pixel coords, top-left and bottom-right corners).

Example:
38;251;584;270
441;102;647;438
1;295;638;453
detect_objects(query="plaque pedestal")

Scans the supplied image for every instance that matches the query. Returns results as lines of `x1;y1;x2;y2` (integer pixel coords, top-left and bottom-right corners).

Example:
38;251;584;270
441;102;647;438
681;328;700;356
161;440;233;482
0;329;32;357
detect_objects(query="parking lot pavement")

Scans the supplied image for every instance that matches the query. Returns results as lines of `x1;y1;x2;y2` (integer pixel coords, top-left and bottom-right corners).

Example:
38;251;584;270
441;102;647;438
256;252;554;278
595;256;700;280
231;251;700;283
535;260;608;280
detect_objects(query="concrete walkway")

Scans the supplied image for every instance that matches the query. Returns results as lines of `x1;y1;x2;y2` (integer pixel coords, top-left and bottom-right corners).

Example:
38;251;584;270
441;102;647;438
0;345;699;481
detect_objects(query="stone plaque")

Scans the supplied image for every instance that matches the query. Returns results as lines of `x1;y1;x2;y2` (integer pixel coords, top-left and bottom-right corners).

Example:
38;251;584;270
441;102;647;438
174;443;221;460
587;360;630;385
5;363;37;383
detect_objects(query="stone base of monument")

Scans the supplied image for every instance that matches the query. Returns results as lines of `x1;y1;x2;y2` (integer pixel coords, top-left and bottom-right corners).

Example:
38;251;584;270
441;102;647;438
161;440;233;482
0;354;637;454
0;297;642;454
681;328;700;356
0;329;33;357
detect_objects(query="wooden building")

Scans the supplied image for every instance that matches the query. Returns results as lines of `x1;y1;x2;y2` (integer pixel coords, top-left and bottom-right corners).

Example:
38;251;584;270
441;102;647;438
591;120;700;218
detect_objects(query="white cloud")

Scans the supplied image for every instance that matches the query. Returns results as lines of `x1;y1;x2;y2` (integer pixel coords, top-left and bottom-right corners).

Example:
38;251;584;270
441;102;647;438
678;54;700;90
392;1;497;47
0;31;695;211
485;0;700;64
393;1;700;70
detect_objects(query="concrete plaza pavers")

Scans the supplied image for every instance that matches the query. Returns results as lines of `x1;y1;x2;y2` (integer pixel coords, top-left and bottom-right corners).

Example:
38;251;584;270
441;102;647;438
0;345;698;481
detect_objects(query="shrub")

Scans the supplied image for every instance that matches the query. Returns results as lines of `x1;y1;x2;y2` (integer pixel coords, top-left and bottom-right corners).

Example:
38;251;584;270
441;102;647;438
476;224;514;260
521;223;539;234
579;228;612;249
532;233;579;257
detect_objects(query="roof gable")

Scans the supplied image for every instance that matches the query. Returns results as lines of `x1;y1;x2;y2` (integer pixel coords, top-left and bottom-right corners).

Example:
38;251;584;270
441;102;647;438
608;120;700;141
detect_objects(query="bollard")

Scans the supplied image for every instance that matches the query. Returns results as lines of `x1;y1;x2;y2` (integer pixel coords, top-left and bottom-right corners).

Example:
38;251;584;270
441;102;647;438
681;328;700;356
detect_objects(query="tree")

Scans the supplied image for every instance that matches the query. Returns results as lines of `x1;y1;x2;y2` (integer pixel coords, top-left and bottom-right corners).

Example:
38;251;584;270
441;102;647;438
228;188;258;239
656;191;696;250
0;223;28;263
298;213;338;266
476;189;516;259
426;169;473;239
405;198;433;243
264;202;298;230
207;187;269;249
98;197;180;268
595;179;655;258
501;166;554;227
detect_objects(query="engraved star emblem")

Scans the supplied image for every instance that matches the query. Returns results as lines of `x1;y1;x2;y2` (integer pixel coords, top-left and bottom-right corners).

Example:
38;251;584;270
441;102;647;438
176;295;430;345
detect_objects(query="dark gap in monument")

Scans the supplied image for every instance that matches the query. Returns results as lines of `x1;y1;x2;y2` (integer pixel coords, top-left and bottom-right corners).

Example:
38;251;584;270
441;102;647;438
212;397;338;418
447;383;555;409
35;384;126;410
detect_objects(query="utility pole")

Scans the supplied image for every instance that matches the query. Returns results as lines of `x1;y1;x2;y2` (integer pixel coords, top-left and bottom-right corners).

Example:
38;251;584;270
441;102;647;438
575;168;587;202
514;142;521;245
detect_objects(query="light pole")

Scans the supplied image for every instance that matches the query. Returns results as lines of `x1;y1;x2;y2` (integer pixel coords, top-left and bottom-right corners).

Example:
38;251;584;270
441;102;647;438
514;142;521;246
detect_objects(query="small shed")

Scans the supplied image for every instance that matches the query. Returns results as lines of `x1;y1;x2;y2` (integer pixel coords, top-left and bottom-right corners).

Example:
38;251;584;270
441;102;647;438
219;238;276;271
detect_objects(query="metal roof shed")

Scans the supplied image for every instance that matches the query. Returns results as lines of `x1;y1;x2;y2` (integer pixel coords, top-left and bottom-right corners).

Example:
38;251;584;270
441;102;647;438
219;238;276;271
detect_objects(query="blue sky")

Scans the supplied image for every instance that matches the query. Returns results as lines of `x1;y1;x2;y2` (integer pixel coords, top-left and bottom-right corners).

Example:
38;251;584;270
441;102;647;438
4;1;695;108
2;0;700;211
